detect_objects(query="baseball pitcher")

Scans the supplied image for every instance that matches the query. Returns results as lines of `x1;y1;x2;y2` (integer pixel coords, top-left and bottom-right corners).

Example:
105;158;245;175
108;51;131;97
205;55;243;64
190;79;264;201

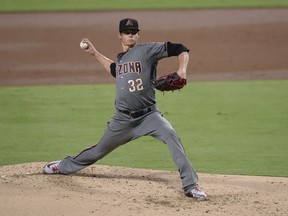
43;18;207;201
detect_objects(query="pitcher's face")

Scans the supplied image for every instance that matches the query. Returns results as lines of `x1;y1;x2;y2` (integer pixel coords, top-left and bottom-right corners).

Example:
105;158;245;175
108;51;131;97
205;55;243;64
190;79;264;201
118;30;140;48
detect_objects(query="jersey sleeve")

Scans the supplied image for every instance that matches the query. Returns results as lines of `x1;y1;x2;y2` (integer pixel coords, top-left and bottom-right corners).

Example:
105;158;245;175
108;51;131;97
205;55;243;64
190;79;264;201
145;42;169;61
110;62;116;78
166;42;190;57
145;42;190;60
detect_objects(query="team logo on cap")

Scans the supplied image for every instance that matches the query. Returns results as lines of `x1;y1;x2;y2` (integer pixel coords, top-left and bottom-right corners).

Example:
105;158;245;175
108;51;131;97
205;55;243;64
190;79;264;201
126;19;134;26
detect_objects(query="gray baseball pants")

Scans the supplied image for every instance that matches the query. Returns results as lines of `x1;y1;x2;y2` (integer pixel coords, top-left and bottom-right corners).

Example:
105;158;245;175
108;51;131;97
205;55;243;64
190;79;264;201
59;109;199;194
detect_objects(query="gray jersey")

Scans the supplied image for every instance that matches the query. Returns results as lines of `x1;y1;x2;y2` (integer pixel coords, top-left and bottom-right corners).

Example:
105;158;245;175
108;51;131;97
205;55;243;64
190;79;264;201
114;42;168;111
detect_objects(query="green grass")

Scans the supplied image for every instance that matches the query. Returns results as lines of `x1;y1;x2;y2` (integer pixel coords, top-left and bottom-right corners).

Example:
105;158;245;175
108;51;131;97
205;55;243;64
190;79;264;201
1;0;288;12
0;80;287;177
0;85;115;164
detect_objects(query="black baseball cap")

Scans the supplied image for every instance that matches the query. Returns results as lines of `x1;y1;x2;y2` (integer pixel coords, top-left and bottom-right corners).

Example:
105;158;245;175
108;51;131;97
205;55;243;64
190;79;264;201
119;18;140;33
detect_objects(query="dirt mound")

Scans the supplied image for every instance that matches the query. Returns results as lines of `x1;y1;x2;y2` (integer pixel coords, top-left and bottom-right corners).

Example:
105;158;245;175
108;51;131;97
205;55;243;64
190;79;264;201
0;163;287;216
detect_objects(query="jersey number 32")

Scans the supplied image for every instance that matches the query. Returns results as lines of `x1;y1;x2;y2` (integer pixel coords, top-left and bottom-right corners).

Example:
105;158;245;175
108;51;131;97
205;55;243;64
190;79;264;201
128;78;144;92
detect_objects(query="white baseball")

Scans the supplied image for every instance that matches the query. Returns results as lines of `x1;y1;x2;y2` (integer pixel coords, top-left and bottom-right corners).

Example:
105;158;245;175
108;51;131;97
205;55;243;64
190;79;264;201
80;41;89;50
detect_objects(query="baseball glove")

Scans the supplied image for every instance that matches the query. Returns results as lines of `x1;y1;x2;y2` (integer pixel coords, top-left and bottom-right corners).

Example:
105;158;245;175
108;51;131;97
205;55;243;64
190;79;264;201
155;72;187;92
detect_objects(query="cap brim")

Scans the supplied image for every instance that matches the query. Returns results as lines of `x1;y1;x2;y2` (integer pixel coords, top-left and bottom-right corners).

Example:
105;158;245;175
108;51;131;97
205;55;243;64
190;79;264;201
120;27;140;32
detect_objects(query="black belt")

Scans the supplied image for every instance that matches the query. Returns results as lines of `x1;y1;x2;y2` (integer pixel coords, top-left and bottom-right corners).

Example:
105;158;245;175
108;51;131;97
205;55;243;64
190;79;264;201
117;107;153;118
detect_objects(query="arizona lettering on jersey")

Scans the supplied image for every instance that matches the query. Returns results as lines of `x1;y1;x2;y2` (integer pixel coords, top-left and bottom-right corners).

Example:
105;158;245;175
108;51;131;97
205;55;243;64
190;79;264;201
117;61;142;76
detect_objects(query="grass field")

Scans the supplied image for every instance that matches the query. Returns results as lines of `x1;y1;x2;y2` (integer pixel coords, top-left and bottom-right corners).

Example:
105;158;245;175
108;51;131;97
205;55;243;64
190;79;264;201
1;0;288;12
1;80;287;177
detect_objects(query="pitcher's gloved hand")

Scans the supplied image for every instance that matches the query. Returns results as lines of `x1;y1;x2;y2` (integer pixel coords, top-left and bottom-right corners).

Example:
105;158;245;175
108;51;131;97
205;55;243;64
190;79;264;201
155;72;187;92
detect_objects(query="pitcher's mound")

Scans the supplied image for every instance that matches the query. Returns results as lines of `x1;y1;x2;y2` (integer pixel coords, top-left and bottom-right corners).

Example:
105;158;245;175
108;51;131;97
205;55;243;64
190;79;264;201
0;163;287;216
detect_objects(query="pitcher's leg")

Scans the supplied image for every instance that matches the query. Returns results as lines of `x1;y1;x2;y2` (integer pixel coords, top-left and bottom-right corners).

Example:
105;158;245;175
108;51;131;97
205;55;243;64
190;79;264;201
160;128;199;193
138;111;199;194
59;115;133;174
